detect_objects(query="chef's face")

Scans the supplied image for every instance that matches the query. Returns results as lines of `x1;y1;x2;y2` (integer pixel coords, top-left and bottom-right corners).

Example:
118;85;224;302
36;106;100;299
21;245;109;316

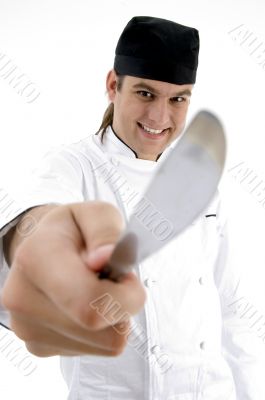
106;69;193;161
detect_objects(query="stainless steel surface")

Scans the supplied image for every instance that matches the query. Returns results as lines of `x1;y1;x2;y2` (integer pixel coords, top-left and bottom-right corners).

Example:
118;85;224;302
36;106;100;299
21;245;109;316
99;110;226;281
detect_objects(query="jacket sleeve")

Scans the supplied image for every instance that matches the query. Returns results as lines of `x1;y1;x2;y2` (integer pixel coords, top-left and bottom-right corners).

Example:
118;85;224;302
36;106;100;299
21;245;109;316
0;146;87;330
214;196;265;399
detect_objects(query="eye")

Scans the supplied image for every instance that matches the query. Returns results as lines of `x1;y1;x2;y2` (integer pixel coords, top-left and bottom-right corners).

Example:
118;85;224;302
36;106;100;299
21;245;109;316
137;90;153;99
171;96;186;103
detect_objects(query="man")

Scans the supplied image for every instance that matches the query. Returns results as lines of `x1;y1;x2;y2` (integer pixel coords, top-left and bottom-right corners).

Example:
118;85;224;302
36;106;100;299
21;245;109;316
0;16;264;399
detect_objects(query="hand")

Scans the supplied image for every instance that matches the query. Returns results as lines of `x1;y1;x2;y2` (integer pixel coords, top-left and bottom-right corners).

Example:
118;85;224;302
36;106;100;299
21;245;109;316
1;202;146;357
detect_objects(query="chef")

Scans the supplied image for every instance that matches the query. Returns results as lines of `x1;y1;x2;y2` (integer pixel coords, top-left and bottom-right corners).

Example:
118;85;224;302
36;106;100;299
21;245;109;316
0;16;264;400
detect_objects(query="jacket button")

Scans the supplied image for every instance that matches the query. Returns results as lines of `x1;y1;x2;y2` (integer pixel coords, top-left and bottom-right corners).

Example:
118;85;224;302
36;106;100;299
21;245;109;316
144;278;157;288
150;344;160;354
200;341;205;350
111;156;119;166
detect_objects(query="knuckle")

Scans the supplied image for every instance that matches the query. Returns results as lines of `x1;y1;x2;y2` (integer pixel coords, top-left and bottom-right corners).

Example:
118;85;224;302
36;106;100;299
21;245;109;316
0;285;12;311
103;322;130;355
81;307;106;330
10;319;35;342
25;341;56;357
1;293;22;314
1;292;23;315
137;285;147;308
13;242;32;273
126;283;147;316
1;276;23;314
1;264;34;315
90;201;124;229
133;283;146;306
9;313;43;343
92;201;121;215
109;336;127;356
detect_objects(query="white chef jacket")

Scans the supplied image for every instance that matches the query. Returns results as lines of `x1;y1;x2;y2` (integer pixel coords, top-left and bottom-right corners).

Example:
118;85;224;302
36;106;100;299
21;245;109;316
0;126;265;400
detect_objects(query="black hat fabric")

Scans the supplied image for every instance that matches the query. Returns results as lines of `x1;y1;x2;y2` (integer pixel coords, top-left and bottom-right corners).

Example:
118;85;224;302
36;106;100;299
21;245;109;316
114;16;199;85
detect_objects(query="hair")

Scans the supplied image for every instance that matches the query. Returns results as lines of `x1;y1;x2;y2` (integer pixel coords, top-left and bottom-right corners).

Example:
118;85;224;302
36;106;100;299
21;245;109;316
95;72;125;142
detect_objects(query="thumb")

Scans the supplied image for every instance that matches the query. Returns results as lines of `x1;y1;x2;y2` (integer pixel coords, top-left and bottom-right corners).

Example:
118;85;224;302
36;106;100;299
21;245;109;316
69;201;125;270
82;244;115;272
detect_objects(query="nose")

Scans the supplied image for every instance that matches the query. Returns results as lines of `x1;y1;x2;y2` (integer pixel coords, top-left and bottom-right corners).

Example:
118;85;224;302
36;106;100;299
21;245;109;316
146;99;170;127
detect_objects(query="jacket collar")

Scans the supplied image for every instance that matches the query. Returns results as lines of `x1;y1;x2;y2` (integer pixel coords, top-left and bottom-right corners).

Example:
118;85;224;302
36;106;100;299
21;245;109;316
96;125;183;164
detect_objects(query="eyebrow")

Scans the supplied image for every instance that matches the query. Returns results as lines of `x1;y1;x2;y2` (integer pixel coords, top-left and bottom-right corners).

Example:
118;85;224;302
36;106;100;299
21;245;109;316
132;82;192;97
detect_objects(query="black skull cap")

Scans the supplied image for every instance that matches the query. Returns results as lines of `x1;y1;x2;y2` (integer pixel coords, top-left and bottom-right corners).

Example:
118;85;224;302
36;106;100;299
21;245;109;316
114;16;199;85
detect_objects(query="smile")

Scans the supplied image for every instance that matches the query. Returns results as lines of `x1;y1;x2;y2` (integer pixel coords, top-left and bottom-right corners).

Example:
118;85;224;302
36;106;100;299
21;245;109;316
137;122;167;136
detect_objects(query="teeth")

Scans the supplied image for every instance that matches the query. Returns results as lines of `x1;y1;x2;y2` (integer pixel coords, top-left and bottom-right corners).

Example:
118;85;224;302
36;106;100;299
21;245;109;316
140;124;164;135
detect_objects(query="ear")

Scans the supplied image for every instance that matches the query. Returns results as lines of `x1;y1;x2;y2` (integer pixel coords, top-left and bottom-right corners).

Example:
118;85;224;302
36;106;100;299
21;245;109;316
106;69;117;102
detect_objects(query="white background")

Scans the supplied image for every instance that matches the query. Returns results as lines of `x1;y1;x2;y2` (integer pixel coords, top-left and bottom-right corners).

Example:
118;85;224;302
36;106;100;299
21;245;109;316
0;0;265;398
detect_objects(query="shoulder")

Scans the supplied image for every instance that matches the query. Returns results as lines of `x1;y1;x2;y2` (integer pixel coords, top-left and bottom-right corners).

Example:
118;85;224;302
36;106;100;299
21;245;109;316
38;133;106;172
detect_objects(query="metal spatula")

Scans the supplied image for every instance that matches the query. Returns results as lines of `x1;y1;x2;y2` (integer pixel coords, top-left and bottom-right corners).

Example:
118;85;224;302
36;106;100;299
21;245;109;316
99;110;226;281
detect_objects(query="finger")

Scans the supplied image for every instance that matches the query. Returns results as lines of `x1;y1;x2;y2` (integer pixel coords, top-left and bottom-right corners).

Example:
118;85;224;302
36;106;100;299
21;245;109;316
25;340;119;357
3;264;131;351
11;314;129;356
81;244;115;272
70;201;125;251
13;206;145;329
14;246;143;330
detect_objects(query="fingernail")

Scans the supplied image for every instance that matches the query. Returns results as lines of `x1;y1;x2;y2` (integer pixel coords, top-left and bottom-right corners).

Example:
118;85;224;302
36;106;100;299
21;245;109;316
86;244;115;265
